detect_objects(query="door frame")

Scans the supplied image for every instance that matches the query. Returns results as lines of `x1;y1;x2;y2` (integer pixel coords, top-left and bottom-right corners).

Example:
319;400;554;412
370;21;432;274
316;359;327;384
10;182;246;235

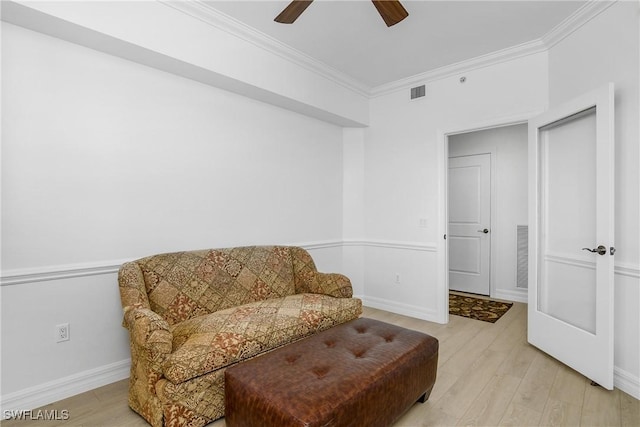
436;111;542;324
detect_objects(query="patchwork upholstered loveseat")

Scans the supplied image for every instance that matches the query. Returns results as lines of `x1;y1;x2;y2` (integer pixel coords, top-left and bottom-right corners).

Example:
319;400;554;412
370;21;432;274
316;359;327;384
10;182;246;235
118;246;362;427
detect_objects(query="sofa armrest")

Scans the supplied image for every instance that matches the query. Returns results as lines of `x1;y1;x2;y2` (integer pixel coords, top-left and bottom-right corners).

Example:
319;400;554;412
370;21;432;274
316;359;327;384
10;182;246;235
314;272;353;298
119;261;152;309
123;307;173;362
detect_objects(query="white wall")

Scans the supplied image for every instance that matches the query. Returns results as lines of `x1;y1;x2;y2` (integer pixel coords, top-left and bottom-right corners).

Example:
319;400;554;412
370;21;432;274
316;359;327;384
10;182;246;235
547;1;640;395
449;124;528;302
1;1;369;127
342;128;366;297
360;52;548;319
1;22;345;405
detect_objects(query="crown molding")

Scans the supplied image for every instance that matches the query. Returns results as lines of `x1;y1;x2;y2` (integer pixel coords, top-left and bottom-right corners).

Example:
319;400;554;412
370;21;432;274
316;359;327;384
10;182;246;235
370;0;619;98
369;38;548;98
3;0;622;107
160;0;371;98
542;0;617;48
161;0;619;100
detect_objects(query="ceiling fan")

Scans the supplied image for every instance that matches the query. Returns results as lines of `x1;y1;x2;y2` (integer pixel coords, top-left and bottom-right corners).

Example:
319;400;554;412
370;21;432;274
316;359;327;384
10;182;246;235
275;0;409;27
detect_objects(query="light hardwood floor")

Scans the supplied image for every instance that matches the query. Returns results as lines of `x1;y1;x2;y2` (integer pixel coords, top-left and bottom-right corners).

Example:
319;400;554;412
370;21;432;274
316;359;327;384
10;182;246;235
4;302;639;426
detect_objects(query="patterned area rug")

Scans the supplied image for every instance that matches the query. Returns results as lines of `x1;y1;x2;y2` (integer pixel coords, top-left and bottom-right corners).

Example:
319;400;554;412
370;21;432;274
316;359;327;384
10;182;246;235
449;293;513;323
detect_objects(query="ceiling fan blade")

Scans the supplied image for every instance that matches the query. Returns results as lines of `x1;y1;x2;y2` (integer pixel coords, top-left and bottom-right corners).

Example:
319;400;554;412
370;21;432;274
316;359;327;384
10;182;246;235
274;0;314;24
371;0;409;27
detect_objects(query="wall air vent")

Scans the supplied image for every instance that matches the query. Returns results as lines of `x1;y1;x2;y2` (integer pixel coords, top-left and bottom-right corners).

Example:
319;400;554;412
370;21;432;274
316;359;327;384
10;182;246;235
410;85;426;100
516;225;528;289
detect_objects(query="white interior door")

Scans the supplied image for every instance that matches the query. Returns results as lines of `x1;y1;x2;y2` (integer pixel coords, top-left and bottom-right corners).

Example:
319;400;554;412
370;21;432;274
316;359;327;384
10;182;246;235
448;154;491;295
528;83;615;389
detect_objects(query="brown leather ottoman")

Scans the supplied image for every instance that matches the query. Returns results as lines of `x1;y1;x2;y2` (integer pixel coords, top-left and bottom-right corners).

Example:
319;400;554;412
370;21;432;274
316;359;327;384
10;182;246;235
224;317;438;427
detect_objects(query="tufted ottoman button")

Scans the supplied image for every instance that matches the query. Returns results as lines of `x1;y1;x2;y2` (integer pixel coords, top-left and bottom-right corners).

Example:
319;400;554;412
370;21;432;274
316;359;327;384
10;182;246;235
311;365;330;379
225;318;439;427
351;348;367;358
382;334;395;342
324;340;336;348
285;354;300;364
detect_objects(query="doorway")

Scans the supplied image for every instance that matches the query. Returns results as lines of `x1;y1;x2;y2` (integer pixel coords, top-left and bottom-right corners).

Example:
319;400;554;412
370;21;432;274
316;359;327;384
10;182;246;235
447;123;529;300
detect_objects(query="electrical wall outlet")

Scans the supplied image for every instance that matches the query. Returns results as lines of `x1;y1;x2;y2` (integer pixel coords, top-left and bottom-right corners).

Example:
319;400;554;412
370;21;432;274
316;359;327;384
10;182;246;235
56;323;70;343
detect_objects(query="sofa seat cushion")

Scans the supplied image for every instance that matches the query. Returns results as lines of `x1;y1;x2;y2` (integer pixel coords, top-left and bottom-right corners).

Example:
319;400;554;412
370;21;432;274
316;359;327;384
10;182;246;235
162;293;362;384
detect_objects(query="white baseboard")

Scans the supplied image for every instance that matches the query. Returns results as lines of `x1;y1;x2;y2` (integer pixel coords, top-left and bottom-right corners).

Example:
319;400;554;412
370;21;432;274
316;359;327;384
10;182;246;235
364;296;639;401
493;288;528;303
0;333;636;415
615;366;640;400
362;296;440;323
0;359;131;412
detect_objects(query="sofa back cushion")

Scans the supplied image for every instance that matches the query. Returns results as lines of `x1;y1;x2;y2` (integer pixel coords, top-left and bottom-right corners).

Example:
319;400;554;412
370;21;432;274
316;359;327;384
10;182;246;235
137;246;297;325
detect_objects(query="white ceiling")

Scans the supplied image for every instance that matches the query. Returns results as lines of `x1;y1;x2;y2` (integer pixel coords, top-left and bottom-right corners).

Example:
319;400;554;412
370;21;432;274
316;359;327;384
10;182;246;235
204;0;586;88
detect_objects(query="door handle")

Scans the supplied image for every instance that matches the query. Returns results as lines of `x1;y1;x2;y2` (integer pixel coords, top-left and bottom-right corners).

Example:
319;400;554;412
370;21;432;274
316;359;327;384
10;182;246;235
582;245;607;256
477;228;489;234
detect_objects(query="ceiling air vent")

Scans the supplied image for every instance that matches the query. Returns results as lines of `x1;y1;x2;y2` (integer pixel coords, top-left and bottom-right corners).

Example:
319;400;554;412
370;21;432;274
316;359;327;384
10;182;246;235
410;85;425;100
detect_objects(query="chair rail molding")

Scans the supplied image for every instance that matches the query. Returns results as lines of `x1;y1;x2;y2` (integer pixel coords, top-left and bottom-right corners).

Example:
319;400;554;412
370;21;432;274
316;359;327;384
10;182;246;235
342;239;437;252
3;242;635;287
0;261;127;287
0;239;443;287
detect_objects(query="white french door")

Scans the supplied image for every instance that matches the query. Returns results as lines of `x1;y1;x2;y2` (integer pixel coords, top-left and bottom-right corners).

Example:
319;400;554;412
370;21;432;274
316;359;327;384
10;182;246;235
528;83;615;389
448;154;491;296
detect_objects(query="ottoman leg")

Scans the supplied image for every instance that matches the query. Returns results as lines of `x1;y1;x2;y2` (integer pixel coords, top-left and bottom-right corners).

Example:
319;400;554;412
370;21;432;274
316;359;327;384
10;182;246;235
417;385;434;404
